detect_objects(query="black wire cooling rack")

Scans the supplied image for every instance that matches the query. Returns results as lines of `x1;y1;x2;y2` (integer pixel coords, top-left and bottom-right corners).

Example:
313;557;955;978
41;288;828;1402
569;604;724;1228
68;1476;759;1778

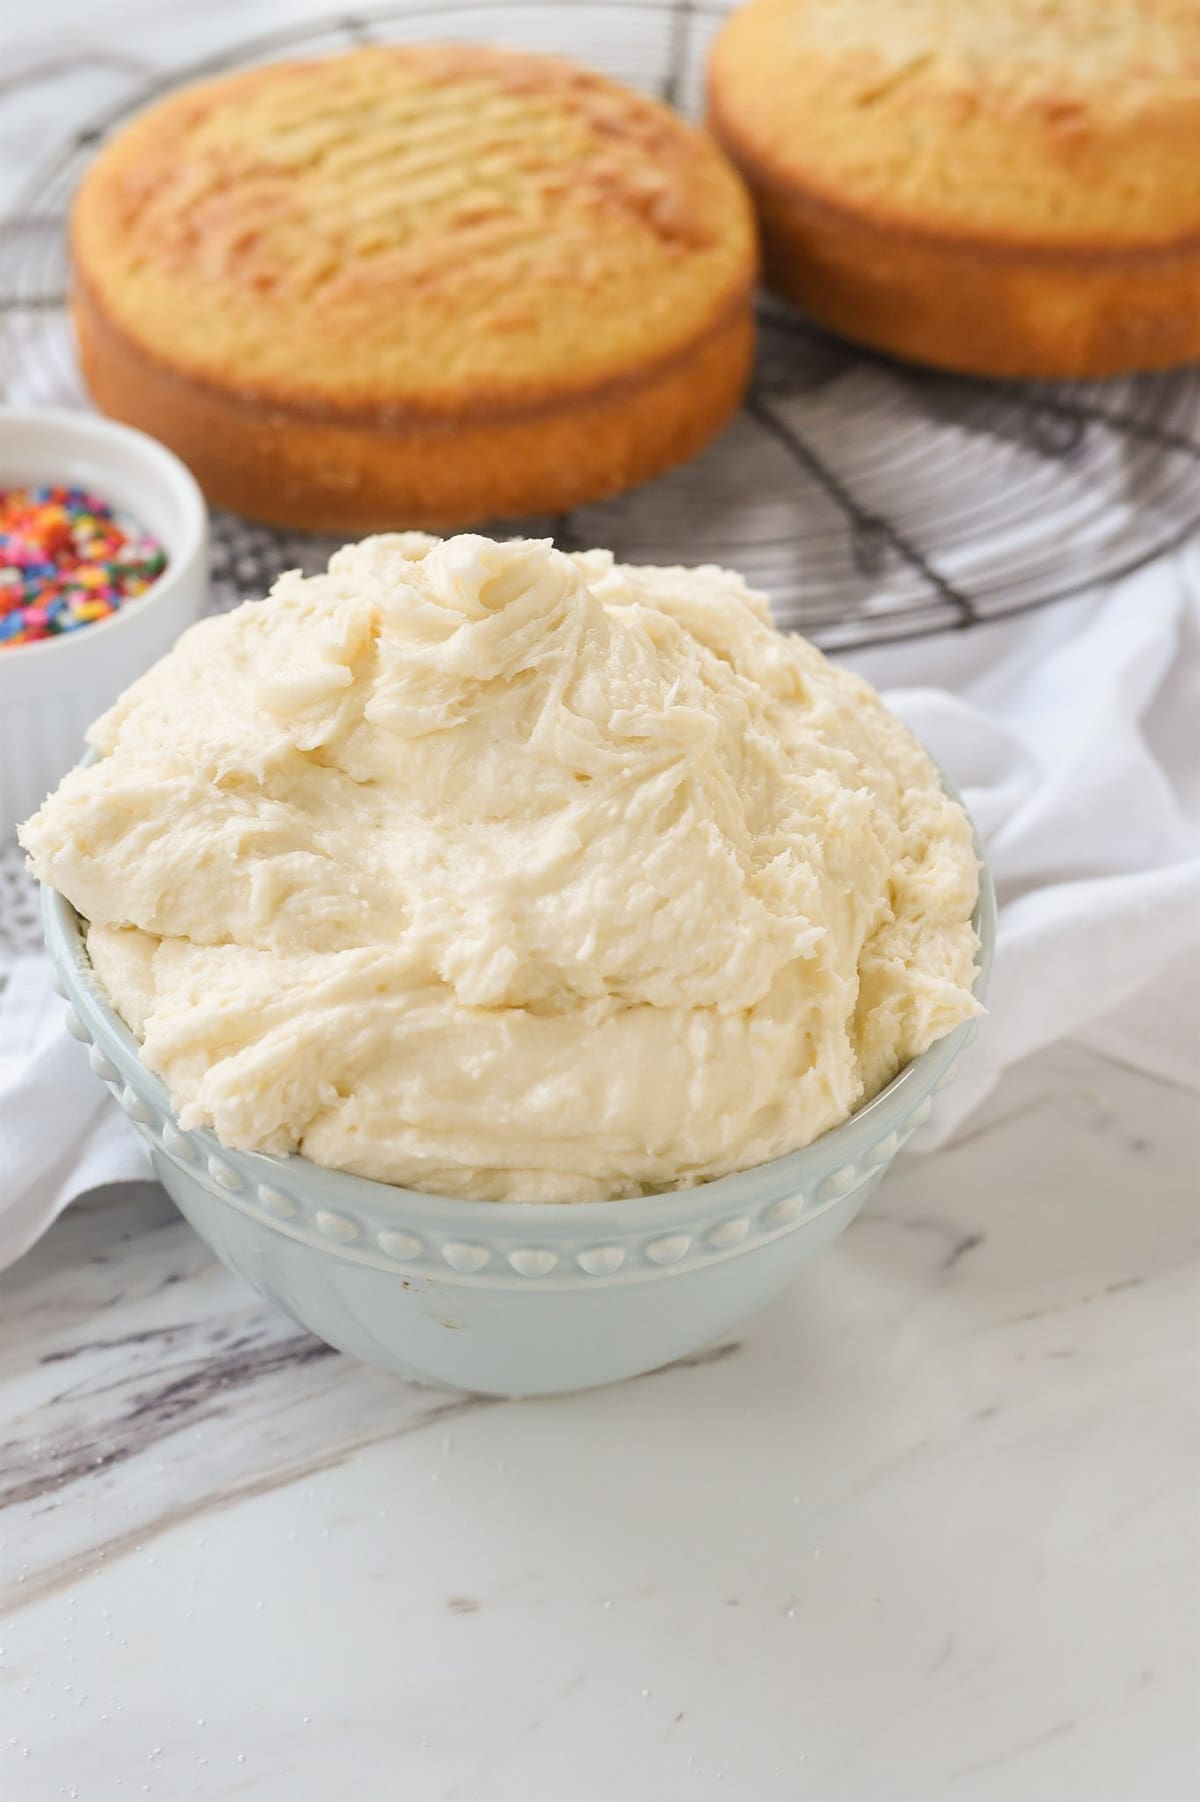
3;0;1200;651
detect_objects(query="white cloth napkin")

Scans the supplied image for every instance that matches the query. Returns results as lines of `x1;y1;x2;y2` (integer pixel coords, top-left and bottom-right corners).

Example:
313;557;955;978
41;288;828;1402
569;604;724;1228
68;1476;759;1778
859;542;1200;1143
0;956;152;1267
2;546;1198;1265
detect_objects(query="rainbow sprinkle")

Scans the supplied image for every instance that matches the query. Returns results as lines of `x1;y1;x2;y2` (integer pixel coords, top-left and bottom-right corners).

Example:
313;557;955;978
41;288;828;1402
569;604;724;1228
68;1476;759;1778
0;485;167;648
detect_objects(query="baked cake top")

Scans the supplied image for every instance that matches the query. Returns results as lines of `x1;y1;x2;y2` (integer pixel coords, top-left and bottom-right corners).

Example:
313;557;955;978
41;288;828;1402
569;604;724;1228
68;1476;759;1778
709;0;1200;246
73;44;756;418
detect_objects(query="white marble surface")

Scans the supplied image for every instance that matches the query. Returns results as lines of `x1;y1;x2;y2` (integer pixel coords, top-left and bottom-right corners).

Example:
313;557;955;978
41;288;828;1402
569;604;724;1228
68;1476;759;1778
2;1040;1198;1802
2;6;1199;1799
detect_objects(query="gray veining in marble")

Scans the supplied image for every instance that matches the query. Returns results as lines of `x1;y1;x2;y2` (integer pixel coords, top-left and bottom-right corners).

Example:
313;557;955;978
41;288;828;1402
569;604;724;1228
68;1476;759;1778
1;4;1198;1796
2;1042;1197;1802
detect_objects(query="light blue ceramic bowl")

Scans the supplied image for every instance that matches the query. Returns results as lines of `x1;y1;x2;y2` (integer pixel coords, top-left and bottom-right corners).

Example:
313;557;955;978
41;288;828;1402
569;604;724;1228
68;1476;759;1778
43;852;993;1397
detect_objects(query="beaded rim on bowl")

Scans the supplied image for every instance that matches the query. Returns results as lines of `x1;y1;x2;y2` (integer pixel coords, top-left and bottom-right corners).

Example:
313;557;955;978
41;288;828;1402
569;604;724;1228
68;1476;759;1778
40;817;994;1288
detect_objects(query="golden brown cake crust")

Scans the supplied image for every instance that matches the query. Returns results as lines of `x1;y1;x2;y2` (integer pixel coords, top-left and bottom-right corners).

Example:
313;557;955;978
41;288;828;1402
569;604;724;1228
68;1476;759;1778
75;272;753;531
73;44;757;526
708;0;1200;378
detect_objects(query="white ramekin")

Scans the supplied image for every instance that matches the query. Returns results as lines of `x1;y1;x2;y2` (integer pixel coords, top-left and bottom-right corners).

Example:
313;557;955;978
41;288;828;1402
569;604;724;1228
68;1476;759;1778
0;408;208;839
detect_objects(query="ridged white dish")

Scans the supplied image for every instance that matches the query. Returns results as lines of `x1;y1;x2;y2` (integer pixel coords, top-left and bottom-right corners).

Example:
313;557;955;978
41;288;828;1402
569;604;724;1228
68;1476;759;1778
0;409;207;838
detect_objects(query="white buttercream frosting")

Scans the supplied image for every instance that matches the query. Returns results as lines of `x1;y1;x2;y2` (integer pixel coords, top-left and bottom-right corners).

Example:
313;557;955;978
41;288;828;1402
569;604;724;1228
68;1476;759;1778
21;533;980;1201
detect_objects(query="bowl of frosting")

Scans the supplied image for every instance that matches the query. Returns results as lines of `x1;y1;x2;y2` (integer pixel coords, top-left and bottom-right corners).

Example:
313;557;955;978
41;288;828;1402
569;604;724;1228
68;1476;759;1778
25;532;992;1395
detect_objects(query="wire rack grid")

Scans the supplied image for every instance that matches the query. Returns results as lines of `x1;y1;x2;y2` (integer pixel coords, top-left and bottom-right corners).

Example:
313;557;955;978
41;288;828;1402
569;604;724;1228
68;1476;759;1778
1;0;1200;654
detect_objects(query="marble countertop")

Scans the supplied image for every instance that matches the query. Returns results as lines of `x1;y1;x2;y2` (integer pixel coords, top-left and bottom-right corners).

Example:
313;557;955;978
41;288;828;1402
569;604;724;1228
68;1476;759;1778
1;6;1198;1799
2;1040;1197;1801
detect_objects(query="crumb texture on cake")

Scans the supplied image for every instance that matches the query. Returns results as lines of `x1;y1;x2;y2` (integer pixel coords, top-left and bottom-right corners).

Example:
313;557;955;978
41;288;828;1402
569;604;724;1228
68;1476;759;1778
706;0;1196;243
21;535;980;1203
74;44;756;415
708;0;1200;376
709;0;1200;246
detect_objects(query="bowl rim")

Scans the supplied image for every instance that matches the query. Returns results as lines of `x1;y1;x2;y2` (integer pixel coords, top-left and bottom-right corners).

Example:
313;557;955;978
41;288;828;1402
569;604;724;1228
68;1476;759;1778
40;796;995;1235
0;406;208;666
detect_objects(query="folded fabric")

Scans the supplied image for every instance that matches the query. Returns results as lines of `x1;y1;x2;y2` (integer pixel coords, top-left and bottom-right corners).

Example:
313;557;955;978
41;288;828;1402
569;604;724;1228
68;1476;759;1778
867;544;1200;1142
0;954;151;1266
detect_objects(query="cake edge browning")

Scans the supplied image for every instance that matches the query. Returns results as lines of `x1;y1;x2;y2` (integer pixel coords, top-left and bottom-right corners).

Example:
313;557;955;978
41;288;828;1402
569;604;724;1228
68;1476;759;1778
74;271;755;530
70;43;760;417
707;29;1200;379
